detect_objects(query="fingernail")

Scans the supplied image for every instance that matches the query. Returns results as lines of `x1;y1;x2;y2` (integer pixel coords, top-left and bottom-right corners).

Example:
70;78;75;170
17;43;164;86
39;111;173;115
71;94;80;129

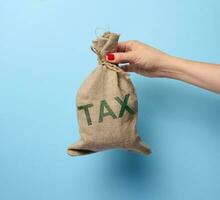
106;53;115;61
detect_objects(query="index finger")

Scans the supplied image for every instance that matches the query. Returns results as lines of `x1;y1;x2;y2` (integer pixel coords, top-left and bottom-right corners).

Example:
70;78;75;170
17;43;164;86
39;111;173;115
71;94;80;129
117;41;133;52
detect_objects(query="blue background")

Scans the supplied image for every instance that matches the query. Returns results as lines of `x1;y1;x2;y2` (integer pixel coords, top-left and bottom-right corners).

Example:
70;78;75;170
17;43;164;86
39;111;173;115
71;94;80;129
1;0;220;200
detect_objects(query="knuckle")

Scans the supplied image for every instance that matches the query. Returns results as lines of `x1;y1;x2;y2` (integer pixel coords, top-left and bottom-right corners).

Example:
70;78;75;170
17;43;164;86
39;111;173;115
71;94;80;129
129;40;138;45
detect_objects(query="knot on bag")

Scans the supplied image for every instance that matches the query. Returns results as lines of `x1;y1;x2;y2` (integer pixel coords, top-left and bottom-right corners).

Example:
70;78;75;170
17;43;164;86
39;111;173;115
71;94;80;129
91;46;129;79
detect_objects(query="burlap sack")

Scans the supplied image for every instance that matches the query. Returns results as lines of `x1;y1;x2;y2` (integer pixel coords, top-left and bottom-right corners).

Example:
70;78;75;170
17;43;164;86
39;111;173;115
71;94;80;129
67;31;151;156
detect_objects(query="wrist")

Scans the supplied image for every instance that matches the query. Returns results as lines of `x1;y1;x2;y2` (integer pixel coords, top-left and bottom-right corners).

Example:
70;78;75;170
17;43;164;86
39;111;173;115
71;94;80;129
156;55;185;79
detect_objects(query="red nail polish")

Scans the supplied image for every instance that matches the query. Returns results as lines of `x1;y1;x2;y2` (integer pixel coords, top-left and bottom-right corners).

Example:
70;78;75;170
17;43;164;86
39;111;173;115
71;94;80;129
106;53;115;61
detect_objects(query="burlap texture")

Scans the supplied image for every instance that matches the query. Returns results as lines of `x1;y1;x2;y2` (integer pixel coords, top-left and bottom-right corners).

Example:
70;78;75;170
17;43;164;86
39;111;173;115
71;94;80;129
67;31;151;156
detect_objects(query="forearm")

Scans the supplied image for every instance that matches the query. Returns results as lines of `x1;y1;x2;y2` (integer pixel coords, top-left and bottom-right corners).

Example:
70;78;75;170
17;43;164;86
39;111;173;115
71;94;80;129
159;56;220;94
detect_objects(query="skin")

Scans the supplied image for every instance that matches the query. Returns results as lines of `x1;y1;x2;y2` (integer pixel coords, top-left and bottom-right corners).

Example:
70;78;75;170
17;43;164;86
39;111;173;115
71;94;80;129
106;40;220;94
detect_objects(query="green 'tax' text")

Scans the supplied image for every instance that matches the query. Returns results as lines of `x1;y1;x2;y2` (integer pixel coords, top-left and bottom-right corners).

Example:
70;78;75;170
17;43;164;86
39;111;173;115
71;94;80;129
77;93;135;126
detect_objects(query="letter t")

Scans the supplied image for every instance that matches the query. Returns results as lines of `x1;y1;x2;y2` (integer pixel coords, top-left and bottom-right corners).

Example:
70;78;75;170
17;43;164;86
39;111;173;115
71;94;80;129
77;104;93;126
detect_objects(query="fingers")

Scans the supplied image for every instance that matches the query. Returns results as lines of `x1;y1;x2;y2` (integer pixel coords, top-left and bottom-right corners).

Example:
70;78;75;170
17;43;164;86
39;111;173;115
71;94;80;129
106;52;133;64
117;41;133;52
120;64;136;72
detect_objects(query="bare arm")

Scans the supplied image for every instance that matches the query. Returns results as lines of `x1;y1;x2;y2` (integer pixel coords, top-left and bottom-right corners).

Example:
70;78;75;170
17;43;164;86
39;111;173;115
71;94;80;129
156;56;220;94
106;40;220;94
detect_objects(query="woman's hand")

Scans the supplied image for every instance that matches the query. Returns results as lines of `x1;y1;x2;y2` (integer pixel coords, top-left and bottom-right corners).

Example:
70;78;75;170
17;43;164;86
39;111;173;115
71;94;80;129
106;40;171;77
106;40;220;94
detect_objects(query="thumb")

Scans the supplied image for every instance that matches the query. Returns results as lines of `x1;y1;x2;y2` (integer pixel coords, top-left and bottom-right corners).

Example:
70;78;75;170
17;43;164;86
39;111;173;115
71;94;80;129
106;52;132;64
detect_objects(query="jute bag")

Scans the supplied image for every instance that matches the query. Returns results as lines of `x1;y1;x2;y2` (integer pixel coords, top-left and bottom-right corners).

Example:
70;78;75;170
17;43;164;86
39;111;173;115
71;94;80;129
67;31;151;156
